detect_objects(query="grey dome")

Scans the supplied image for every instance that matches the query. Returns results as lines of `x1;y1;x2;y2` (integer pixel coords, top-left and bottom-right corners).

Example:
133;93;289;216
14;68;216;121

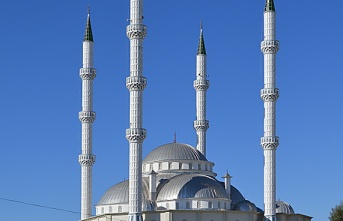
230;185;246;205
276;201;295;214
143;143;207;163
156;173;228;201
233;200;257;212
97;180;128;205
97;179;155;211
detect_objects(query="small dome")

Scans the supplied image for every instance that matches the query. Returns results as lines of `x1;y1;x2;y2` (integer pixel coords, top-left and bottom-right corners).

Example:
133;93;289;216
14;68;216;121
97;179;155;211
233;200;257;212
156;173;228;201
143;143;207;163
97;180;128;205
276;201;295;214
230;185;246;205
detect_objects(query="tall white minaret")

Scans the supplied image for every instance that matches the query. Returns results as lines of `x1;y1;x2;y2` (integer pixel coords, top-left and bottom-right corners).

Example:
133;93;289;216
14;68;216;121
260;0;279;221
193;23;209;157
125;0;147;220
78;8;96;220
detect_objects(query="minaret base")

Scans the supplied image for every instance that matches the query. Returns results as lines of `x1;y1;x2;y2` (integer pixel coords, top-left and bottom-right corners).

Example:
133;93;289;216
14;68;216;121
128;214;143;221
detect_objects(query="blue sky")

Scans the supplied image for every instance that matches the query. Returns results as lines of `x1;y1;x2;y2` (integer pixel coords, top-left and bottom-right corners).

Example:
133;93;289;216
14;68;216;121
0;1;342;221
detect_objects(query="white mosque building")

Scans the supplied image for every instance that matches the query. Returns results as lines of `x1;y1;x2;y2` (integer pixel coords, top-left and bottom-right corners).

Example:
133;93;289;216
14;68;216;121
78;1;312;221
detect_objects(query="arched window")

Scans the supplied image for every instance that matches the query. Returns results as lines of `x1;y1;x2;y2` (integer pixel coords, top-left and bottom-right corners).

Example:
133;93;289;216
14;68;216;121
176;202;179;209
186;201;190;209
218;202;221;209
118;206;122;213
109;206;112;213
208;201;213;208
197;201;201;209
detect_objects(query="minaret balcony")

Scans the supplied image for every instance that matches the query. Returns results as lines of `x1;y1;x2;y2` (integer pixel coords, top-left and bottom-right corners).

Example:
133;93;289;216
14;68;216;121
126;76;147;91
261;40;279;54
78;154;96;166
126;24;147;39
194;120;209;131
79;111;96;123
194;79;210;90
260;88;279;101
126;128;147;143
80;68;96;80
260;136;279;150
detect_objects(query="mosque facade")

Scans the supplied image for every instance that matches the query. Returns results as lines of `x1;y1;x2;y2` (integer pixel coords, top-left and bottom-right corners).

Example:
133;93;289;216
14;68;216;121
78;1;312;221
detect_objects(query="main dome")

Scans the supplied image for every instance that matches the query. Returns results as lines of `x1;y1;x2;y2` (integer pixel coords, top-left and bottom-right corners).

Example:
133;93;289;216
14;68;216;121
143;143;207;163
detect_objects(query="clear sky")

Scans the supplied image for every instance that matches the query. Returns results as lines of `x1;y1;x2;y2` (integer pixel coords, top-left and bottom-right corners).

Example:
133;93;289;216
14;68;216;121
0;1;342;221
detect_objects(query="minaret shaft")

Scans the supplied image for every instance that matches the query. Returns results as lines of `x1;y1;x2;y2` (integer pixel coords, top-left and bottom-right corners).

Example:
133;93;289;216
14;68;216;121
261;2;279;221
79;12;96;220
194;28;209;156
126;1;147;221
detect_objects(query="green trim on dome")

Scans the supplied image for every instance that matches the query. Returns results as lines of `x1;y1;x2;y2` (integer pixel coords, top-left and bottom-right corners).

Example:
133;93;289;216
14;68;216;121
83;13;93;42
197;25;206;55
265;0;275;12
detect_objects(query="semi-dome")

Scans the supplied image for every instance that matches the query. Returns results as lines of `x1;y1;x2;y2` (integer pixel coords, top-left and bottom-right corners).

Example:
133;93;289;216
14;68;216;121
143;143;207;163
233;200;257;212
276;201;295;214
97;179;153;209
97;180;129;205
156;173;227;201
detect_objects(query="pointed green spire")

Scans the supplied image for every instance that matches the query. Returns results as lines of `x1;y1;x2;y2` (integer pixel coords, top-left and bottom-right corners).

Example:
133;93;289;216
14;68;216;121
197;22;206;55
83;7;93;42
265;0;275;12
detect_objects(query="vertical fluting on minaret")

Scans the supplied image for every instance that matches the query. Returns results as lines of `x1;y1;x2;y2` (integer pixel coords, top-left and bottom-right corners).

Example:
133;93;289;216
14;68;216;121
78;8;96;220
125;0;147;221
194;23;209;157
260;1;279;221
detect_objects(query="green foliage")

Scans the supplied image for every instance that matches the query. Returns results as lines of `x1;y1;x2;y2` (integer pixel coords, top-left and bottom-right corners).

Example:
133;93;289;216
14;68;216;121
330;201;343;221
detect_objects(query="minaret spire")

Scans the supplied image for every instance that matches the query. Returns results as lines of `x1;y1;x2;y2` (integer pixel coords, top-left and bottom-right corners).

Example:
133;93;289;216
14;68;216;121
194;23;209;156
125;0;147;221
265;0;276;12
260;0;279;221
78;7;96;220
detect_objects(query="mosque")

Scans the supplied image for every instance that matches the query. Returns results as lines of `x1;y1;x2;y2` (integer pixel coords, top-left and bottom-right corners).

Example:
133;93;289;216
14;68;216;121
77;0;312;221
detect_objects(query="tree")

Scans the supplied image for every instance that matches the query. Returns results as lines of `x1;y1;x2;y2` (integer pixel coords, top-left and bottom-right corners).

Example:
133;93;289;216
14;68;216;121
330;201;343;221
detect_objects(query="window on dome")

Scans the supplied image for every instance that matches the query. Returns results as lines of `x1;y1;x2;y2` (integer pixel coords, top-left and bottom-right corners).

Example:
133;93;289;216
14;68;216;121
198;164;201;170
109;206;112;213
159;162;162;170
101;207;104;214
197;201;201;209
209;201;213;208
189;163;193;169
186;202;190;209
218;202;221;209
205;164;208;171
176;202;179;209
166;203;169;209
118;206;122;213
224;202;227;209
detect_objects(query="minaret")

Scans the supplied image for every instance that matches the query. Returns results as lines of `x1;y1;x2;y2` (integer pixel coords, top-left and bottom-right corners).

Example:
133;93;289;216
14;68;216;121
125;0;147;221
78;8;96;220
193;23;209;156
260;0;279;221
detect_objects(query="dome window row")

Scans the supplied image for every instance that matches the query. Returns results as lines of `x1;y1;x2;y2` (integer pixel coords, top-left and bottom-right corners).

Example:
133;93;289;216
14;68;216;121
143;161;213;173
156;200;230;210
